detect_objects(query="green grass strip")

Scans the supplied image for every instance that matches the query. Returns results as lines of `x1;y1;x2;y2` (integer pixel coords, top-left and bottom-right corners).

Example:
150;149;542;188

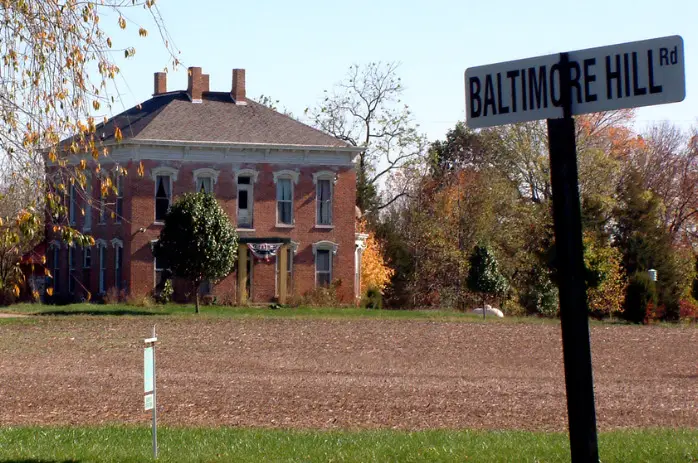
0;426;695;462
3;303;561;324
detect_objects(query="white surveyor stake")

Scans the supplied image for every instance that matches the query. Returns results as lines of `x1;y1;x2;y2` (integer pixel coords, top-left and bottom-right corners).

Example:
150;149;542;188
144;326;158;459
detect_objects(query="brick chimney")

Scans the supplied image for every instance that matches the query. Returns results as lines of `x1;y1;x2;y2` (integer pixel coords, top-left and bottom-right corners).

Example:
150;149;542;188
201;73;210;93
153;72;167;95
187;66;204;102
232;69;246;104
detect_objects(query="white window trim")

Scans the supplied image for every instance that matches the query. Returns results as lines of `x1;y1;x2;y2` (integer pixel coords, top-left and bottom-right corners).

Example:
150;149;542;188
193;168;219;194
98;181;106;225
97;239;107;294
83;175;92;232
113;239;123;290
313;171;336;227
115;175;123;224
234;168;259;184
312;170;337;185
193;168;220;185
312;240;339;255
83;246;92;269
69;183;77;225
152;239;163;288
236;171;256;229
150;166;179;182
272;169;300;184
274;173;296;227
313;242;336;288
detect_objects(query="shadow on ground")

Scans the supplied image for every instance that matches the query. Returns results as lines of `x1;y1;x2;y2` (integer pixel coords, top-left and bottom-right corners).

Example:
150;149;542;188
36;309;157;317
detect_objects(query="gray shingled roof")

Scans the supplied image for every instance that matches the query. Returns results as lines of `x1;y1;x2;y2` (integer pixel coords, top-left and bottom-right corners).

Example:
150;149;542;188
92;91;352;149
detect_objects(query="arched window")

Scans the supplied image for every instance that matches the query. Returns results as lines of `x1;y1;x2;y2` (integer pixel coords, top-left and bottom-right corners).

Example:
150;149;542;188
313;171;336;227
193;168;220;194
112;239;124;291
96;239;108;294
312;241;338;287
273;170;299;226
151;166;179;223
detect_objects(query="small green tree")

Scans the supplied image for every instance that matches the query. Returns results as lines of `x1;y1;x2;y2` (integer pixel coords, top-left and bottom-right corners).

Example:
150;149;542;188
467;245;508;318
154;193;237;313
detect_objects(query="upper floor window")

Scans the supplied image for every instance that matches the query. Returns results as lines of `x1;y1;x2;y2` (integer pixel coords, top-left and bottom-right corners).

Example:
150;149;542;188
83;176;92;231
115;175;123;223
99;180;106;224
97;240;107;294
313;171;336;226
273;170;299;227
193;168;219;195
83;246;92;269
235;169;258;229
152;166;178;223
69;183;77;225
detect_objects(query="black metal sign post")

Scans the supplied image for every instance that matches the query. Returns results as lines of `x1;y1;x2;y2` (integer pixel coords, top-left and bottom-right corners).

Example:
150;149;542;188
547;52;599;462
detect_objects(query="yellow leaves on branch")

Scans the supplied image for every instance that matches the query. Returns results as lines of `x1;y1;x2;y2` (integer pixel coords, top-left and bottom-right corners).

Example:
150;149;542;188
114;127;123;143
139;28;148;38
358;220;394;294
138;161;145;177
118;16;126;30
46;287;54;296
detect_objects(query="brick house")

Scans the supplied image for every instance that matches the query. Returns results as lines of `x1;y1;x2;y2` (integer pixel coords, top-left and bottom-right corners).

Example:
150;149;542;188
46;67;365;304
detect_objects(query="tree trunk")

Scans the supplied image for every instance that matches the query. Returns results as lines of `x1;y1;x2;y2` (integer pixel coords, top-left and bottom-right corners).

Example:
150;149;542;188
482;294;486;320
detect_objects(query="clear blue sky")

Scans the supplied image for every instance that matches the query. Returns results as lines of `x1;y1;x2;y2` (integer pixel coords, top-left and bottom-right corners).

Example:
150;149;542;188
112;0;697;142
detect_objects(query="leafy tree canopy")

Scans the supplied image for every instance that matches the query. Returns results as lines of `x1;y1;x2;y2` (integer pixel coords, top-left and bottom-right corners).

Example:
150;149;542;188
154;193;237;312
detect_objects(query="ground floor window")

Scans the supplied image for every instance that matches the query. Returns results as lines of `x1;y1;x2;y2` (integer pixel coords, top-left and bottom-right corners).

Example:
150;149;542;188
115;244;123;290
315;249;331;287
50;243;60;293
68;246;76;294
98;244;107;294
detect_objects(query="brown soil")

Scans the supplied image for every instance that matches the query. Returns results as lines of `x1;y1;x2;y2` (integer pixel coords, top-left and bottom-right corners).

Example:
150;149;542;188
0;317;696;431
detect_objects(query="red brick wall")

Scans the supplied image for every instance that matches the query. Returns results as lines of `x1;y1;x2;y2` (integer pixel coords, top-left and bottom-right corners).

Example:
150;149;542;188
46;159;357;304
130;160;356;303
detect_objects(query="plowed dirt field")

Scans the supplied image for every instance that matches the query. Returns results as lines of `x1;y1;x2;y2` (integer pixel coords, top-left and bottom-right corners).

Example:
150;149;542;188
1;317;696;430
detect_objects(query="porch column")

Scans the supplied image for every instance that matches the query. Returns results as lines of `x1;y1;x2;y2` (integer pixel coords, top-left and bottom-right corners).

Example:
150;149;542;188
278;244;287;304
238;245;248;304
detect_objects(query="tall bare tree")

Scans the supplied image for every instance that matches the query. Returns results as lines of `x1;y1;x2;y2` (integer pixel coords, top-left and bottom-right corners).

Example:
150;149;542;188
306;62;427;214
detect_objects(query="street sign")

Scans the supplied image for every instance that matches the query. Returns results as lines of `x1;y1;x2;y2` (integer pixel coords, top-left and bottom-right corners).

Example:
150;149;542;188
144;393;154;411
144;328;158;459
144;346;154;394
465;35;685;128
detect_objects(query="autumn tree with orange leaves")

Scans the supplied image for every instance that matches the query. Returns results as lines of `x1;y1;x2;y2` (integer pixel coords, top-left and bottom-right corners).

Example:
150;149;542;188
0;0;177;301
357;218;394;295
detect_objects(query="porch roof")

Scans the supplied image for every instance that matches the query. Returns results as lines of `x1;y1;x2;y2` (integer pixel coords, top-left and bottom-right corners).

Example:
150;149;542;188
238;237;292;244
